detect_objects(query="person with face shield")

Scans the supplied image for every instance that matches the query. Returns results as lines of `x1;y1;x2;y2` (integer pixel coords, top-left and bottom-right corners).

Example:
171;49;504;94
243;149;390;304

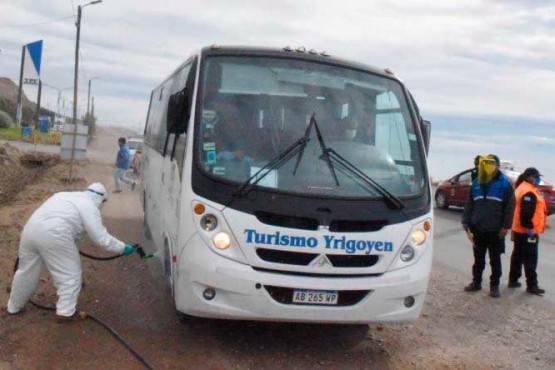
7;183;136;322
508;168;547;295
462;155;515;298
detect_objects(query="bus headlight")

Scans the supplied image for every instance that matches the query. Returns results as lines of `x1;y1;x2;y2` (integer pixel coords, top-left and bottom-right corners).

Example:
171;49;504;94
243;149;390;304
410;229;426;246
200;214;218;231
213;232;231;250
400;245;415;262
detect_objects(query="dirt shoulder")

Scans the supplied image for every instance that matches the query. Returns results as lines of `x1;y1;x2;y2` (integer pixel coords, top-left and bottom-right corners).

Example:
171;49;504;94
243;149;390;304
1;151;555;369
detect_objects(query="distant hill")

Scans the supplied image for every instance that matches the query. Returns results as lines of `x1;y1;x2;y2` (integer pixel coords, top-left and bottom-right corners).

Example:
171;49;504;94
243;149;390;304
0;77;55;125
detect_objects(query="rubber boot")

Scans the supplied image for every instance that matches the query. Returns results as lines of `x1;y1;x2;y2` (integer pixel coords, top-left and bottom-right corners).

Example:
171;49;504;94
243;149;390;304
526;286;545;296
464;282;481;292
489;286;500;298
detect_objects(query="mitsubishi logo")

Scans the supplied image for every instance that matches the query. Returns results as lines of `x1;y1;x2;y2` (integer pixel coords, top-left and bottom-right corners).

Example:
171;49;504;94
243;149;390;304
311;255;332;268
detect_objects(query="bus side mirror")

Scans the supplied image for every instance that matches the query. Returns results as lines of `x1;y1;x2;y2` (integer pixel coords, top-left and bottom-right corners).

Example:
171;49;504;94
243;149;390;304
421;119;431;155
167;87;189;134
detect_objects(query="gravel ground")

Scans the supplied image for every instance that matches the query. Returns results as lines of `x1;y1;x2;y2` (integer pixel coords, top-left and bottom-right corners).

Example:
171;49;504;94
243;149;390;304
1;130;554;369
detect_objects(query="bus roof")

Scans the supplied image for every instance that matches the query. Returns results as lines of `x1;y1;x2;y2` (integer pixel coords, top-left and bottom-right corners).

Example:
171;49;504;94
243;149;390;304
152;45;401;92
201;45;398;80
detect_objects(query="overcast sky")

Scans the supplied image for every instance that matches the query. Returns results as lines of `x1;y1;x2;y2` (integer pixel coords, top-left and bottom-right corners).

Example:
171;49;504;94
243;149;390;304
1;0;555;133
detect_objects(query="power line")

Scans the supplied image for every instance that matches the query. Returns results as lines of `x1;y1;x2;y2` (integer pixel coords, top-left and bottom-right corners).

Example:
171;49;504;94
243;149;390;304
0;15;74;28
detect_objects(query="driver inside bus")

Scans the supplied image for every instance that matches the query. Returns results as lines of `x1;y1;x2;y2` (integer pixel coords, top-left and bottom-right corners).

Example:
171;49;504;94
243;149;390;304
339;116;360;141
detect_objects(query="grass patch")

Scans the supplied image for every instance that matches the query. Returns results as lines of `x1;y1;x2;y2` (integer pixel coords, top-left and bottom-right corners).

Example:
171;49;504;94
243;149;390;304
0;127;22;141
0;127;61;145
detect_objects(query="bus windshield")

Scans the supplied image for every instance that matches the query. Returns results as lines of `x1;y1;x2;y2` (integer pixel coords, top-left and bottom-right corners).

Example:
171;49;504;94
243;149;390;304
197;56;426;198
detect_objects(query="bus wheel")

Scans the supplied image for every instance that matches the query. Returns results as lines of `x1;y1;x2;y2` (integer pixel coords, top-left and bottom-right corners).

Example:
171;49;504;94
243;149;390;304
143;219;152;240
177;312;196;325
142;192;153;240
163;240;174;297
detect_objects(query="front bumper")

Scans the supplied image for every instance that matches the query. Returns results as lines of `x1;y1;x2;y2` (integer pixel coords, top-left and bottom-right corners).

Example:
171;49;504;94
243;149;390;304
174;234;432;324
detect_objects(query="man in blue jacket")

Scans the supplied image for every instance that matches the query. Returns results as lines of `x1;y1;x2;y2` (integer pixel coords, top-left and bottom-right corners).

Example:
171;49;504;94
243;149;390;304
113;137;136;193
462;154;515;298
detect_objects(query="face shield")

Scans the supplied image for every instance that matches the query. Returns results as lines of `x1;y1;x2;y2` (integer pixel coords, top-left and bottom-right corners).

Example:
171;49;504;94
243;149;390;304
478;156;498;184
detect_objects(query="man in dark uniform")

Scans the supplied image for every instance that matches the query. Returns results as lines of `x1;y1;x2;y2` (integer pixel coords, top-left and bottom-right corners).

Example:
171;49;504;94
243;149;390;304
508;167;547;295
470;155;480;182
462;155;515;298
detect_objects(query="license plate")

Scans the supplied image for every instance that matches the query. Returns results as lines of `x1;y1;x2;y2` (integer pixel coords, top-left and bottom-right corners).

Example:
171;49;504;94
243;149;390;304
292;289;338;305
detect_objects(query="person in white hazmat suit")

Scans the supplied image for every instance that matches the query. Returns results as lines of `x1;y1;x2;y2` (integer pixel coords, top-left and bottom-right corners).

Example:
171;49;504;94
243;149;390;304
7;183;136;322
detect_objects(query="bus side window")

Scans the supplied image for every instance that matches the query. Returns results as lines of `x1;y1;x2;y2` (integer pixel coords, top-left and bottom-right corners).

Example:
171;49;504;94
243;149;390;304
375;92;412;175
145;88;167;154
171;59;196;177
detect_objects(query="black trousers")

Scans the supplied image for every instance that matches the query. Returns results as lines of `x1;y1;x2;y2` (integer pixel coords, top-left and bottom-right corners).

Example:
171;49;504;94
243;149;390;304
509;232;539;288
472;232;503;287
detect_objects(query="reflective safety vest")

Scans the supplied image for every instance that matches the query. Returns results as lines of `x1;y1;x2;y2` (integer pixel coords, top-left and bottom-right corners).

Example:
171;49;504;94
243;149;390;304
512;181;547;234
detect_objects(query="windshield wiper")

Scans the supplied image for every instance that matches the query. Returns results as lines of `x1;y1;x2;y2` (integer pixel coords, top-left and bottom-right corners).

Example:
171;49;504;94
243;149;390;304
231;114;338;201
324;148;404;210
293;114;339;186
227;114;402;211
231;134;309;200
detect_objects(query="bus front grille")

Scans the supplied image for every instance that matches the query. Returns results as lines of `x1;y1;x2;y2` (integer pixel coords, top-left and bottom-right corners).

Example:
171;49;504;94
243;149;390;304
256;248;380;268
326;254;379;268
256;248;318;266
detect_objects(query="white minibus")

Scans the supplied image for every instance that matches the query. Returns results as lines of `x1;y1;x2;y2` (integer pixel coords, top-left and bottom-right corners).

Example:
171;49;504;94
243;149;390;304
141;45;433;323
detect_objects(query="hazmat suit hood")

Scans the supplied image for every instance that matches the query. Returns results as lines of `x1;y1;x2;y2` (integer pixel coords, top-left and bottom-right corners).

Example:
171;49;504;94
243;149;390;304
86;183;107;208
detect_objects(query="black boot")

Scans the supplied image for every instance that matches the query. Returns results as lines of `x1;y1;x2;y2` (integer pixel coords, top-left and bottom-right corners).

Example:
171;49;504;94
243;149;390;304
489;286;500;298
464;282;481;292
526;286;545;295
508;281;522;288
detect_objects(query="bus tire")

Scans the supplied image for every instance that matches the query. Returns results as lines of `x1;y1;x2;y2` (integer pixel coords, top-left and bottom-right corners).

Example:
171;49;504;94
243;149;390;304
143;219;153;240
163;239;174;297
177;312;196;325
143;192;153;240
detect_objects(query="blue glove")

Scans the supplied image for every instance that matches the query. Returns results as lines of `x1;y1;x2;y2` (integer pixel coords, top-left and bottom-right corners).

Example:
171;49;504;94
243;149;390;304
527;229;535;237
123;244;135;256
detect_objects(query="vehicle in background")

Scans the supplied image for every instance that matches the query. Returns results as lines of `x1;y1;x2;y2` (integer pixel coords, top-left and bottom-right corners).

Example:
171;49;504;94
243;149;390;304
53;121;63;131
132;149;142;175
435;168;555;215
127;137;143;170
127;137;143;157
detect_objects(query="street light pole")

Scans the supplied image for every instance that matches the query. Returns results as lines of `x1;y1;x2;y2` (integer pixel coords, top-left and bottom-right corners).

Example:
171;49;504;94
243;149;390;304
87;76;98;116
42;83;72;125
71;5;81;129
69;0;102;181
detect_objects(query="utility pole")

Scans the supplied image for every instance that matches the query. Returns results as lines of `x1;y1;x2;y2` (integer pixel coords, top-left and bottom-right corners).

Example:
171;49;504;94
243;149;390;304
87;78;91;116
35;79;42;130
57;90;61;122
71;4;81;130
69;0;102;181
86;76;98;117
15;46;25;126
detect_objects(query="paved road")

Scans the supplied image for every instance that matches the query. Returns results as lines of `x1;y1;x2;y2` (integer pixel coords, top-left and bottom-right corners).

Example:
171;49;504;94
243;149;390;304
434;206;555;305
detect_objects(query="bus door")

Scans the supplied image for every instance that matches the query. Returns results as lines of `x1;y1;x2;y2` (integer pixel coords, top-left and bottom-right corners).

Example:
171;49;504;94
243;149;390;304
159;60;196;280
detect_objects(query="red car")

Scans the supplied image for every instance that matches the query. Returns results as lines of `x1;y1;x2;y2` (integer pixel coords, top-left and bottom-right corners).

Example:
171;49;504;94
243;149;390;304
435;168;555;215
